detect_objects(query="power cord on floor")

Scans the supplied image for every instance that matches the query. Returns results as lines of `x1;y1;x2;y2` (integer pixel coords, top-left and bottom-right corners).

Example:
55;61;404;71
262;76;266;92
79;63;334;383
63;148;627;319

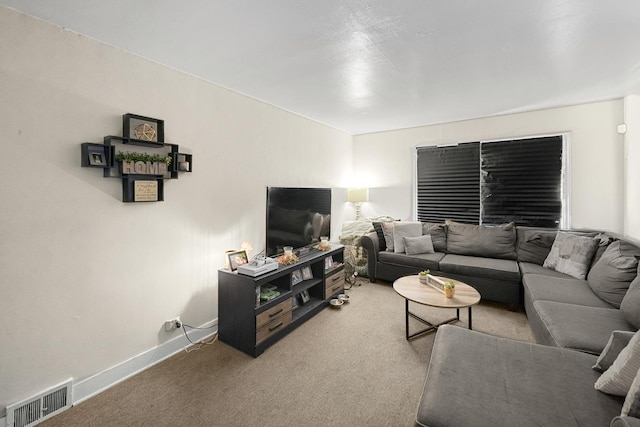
180;322;218;353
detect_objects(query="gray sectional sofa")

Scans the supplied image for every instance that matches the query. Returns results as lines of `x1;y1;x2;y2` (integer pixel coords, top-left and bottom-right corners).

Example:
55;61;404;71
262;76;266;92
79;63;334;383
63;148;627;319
376;221;640;426
361;221;640;355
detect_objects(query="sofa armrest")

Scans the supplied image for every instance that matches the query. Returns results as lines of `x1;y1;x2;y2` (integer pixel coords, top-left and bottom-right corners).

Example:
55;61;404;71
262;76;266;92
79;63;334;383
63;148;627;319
361;232;380;282
611;417;640;427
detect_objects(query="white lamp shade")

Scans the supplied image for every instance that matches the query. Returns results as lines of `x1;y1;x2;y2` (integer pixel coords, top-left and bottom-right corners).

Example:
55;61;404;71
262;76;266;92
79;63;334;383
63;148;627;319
348;188;369;203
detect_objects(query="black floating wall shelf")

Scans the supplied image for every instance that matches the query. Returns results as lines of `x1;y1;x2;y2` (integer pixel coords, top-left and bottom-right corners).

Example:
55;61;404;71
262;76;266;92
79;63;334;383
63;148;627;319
80;114;192;202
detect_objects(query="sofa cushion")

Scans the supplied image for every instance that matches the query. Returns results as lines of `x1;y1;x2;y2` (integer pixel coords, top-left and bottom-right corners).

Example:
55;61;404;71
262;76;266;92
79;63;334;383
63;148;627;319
523;274;613;308
588;240;640;308
445;221;517;260
516;227;558;265
594;331;637;373
533;300;635;354
621;268;640;329
393;222;422;253
519;261;575;278
415;325;623;427
422;222;447;252
623;369;640;417
595;330;640;396
372;222;387;252
439;254;520;283
378;251;444;272
543;231;599;279
403;234;434;255
382;221;395;252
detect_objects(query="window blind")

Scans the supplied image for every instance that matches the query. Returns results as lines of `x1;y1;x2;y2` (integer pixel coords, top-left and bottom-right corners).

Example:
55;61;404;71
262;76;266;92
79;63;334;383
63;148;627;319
480;136;562;227
416;142;480;223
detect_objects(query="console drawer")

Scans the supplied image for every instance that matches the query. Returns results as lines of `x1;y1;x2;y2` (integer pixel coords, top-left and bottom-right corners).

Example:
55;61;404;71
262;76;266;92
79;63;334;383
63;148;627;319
325;270;344;296
256;310;291;345
256;298;292;330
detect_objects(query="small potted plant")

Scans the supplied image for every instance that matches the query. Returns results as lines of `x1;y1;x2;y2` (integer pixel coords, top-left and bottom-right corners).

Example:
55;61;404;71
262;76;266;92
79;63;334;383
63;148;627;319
418;269;430;284
444;280;456;298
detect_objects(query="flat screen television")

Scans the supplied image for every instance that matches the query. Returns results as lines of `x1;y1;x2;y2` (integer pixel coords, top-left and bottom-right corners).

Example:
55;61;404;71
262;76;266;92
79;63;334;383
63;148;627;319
266;187;331;257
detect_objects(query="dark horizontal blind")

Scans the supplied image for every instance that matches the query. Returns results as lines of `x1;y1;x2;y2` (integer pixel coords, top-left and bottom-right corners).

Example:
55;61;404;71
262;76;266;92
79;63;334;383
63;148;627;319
480;136;562;227
416;142;480;223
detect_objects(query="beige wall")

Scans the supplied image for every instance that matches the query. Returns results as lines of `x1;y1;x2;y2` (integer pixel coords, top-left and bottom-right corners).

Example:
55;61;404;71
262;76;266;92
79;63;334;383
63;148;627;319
0;7;351;413
624;94;640;238
2;3;637;418
353;100;626;234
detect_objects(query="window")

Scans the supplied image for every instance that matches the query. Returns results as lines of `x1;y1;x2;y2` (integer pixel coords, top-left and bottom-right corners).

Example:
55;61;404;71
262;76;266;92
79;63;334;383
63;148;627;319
415;135;567;227
416;142;480;223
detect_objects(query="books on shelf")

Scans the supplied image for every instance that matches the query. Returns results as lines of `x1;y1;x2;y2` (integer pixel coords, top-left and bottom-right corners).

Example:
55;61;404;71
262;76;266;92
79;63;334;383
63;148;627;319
260;289;280;301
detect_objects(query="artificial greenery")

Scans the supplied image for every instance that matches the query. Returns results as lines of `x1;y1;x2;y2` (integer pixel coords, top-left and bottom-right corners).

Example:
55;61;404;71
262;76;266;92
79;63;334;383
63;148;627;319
419;269;430;275
444;280;456;289
116;151;171;166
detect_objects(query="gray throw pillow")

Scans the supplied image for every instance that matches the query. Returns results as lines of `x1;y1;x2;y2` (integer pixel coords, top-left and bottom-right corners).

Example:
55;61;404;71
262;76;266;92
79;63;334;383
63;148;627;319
595;330;640;396
622;368;640;417
394;222;423;253
404;234;435;255
372;222;387;252
543;232;599;280
446;221;517;260
588;240;640;308
621;265;640;329
382;222;395;252
594;331;636;373
422;223;447;252
516;228;558;265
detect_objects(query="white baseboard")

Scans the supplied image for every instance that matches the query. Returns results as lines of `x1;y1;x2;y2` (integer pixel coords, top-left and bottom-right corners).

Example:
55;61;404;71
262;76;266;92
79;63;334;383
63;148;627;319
73;319;218;406
0;319;218;425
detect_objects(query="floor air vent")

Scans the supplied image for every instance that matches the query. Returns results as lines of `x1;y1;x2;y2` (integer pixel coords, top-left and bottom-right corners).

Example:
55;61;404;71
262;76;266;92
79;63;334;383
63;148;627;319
6;379;72;427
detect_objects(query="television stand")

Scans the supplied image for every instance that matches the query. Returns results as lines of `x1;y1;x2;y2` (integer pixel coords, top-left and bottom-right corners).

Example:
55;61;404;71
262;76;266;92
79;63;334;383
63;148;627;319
218;244;345;357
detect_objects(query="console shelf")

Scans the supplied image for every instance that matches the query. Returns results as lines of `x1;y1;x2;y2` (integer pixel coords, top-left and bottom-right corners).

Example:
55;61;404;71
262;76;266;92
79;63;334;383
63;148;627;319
218;244;344;357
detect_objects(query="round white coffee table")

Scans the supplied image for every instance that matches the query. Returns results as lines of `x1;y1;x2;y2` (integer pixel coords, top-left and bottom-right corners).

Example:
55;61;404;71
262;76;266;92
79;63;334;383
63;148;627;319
393;275;481;340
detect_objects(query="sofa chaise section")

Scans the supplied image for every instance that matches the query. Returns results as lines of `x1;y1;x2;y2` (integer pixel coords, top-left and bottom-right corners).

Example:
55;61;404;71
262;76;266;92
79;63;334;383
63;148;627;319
415;325;626;427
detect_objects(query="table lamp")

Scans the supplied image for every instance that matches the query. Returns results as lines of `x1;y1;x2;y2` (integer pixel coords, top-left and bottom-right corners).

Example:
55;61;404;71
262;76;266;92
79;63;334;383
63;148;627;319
348;188;369;220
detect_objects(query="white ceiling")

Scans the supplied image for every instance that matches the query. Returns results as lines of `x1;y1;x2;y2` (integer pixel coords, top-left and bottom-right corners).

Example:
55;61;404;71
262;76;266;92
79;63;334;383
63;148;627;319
3;1;640;135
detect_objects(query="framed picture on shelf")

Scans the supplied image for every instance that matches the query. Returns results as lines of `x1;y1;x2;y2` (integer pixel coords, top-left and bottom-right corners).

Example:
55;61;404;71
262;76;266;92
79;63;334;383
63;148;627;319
324;256;334;270
88;151;106;166
291;269;303;285
302;266;313;280
227;250;248;271
299;289;310;305
291;295;299;310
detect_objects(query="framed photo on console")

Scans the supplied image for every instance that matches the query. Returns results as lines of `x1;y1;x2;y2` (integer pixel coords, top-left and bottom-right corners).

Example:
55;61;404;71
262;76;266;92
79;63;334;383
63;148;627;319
298;289;310;305
227;250;248;271
302;266;313;280
292;269;303;285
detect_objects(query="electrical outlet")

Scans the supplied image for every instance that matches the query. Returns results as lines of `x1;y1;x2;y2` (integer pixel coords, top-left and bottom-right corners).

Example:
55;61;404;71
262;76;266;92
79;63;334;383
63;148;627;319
164;316;181;332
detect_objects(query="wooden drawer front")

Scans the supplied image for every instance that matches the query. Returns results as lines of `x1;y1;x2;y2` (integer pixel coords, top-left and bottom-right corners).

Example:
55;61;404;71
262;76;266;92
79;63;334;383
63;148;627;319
256;299;292;330
256;311;291;345
325;271;344;296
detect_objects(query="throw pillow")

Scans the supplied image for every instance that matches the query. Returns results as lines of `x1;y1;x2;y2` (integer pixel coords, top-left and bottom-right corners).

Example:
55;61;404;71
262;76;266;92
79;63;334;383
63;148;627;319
404;234;435;255
595;330;640;396
445;220;517;260
422;223;447;252
587;240;640;308
621;264;640;329
516;228;558;265
393;222;423;253
594;331;637;373
372;222;387;252
382;222;395;252
622;368;640;417
543;232;599;279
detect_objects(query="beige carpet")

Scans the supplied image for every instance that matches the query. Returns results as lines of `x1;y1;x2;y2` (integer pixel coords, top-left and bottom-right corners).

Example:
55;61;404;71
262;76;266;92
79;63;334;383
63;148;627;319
41;280;534;427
